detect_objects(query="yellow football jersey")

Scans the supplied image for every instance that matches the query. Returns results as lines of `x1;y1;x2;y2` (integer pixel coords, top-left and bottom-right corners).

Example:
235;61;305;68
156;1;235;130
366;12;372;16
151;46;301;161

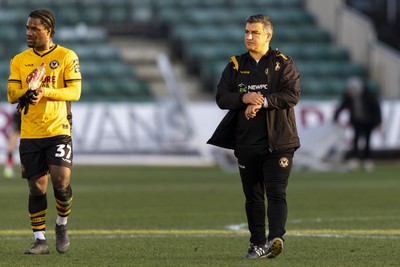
8;44;82;139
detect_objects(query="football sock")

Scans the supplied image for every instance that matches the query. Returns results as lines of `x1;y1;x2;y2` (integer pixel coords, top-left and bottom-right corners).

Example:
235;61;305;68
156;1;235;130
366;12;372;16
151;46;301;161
56;215;68;226
54;185;73;224
28;194;48;234
34;231;46;240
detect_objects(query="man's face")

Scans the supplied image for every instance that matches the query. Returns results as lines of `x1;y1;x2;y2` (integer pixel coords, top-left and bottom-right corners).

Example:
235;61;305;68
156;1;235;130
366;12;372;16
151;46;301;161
244;22;271;54
26;17;51;50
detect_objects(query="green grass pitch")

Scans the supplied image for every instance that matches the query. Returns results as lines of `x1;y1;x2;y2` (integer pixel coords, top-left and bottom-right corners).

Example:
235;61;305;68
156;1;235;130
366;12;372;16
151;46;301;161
0;162;399;266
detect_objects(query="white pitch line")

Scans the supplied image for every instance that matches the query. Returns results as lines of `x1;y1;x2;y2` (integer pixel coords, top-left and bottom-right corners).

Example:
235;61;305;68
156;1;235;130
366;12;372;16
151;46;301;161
1;229;400;239
289;215;400;224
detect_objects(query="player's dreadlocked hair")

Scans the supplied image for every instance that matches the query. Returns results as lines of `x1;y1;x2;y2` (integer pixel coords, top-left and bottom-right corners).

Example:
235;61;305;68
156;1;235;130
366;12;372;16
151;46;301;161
246;14;273;35
29;9;56;37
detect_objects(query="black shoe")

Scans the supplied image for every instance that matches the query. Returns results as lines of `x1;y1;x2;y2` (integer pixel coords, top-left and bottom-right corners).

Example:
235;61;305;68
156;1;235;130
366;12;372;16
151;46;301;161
265;237;283;258
55;224;70;254
244;244;268;259
24;239;50;255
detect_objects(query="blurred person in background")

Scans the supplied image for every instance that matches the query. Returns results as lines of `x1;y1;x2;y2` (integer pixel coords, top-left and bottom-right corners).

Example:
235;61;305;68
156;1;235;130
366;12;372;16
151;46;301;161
208;14;300;260
7;9;81;254
333;76;382;172
3;111;21;179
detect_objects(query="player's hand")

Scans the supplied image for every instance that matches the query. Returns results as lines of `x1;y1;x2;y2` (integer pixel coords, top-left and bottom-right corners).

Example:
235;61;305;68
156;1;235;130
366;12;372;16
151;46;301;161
242;92;264;105
33;87;45;104
245;104;261;120
16;89;38;115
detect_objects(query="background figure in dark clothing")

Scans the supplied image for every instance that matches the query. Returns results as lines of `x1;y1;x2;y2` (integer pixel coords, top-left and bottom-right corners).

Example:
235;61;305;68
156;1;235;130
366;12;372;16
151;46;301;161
333;76;382;171
3;111;21;179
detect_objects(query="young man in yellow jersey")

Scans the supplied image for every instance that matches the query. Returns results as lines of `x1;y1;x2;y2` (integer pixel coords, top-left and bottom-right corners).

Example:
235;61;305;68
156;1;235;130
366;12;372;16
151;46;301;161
7;9;81;255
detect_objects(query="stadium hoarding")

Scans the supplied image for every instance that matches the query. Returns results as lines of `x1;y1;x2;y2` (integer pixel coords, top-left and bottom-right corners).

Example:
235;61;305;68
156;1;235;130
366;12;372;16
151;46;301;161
0;100;398;166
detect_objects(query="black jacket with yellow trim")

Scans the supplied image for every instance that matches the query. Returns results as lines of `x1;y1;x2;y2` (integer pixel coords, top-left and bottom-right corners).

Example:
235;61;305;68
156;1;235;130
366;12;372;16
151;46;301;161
207;48;301;152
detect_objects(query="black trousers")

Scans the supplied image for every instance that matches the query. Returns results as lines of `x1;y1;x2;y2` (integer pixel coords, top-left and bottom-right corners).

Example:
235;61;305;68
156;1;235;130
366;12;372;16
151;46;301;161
351;122;375;160
235;148;294;246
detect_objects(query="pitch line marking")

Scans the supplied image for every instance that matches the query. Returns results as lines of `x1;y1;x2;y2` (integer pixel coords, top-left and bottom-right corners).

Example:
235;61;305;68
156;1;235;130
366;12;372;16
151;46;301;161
1;229;400;237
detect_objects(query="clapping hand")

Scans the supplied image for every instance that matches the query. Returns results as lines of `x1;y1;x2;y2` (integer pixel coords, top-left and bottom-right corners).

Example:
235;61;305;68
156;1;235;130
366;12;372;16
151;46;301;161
16;90;38;115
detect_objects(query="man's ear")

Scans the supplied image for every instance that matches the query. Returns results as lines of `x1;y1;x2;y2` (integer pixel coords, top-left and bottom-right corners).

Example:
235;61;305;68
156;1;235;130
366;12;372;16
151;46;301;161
266;32;273;42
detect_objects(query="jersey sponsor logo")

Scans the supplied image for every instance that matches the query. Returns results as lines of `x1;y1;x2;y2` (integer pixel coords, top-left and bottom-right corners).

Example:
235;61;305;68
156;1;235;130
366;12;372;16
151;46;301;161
238;83;268;92
279;157;289;168
248;84;268;91
50;60;59;69
240;70;250;74
42;75;56;88
24;63;34;67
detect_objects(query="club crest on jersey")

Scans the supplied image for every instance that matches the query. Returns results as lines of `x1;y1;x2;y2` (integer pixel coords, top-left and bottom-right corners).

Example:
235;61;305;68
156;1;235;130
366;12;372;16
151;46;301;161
275;62;281;71
50;60;59;69
279;157;289;168
265;68;269;76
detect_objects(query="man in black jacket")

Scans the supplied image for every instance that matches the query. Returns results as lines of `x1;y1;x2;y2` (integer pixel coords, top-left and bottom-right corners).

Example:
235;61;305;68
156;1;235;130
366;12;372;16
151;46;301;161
333;76;382;171
208;14;301;259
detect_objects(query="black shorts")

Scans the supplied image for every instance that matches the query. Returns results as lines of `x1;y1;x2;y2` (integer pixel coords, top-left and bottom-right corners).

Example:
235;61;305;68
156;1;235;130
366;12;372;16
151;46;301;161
19;135;73;179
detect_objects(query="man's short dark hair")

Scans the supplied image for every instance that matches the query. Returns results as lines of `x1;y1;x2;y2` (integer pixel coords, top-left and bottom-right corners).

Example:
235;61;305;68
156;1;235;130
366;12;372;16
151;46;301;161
246;14;273;34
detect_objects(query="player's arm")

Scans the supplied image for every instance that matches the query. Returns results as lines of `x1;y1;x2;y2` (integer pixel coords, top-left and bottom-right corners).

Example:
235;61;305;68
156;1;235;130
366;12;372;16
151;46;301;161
41;80;81;101
7;81;27;104
40;51;82;101
7;58;28;104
